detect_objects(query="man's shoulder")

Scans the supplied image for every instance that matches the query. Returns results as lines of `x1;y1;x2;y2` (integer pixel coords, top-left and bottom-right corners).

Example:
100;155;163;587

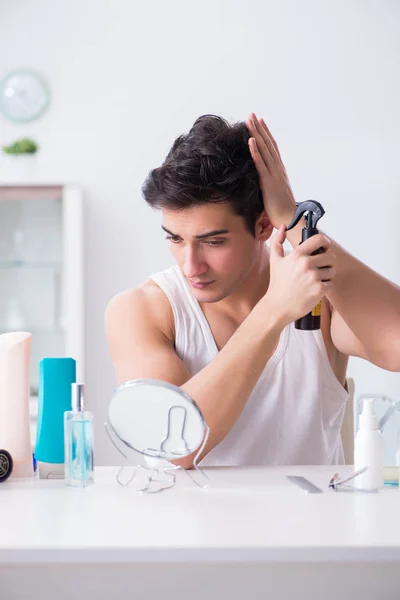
105;280;175;342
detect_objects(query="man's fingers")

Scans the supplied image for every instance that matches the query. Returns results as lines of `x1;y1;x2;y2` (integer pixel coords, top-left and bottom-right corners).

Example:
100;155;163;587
270;224;286;259
248;113;279;164
317;266;336;282
259;117;282;161
246;115;275;170
248;137;271;181
296;233;331;256
309;251;335;269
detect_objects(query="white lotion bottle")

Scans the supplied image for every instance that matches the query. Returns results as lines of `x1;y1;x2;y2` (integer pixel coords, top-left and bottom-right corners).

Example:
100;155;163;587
0;332;33;478
354;398;384;490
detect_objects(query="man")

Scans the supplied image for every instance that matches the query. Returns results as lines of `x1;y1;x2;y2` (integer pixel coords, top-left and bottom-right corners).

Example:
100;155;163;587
105;113;400;468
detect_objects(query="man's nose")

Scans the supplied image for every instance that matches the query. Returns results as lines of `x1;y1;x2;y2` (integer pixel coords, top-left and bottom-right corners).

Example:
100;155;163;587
182;248;208;279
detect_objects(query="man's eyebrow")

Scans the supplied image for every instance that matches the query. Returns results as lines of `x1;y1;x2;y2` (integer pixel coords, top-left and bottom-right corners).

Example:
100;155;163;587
161;225;230;239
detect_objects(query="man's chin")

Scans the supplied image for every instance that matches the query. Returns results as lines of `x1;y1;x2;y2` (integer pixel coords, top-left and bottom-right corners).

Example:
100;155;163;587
192;287;228;304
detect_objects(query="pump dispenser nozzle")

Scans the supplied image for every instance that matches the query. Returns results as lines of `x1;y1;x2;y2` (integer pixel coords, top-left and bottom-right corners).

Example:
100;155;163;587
286;200;325;232
285;200;326;330
360;398;379;430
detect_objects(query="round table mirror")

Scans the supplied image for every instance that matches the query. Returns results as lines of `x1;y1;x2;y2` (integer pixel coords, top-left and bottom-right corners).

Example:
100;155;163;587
107;379;207;461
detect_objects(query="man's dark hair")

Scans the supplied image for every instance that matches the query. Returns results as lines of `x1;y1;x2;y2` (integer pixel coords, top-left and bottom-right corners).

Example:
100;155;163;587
142;114;264;235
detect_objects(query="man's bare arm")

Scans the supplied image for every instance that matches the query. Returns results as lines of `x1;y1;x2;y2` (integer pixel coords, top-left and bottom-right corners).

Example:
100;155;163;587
284;222;400;372
105;287;192;387
247;113;400;372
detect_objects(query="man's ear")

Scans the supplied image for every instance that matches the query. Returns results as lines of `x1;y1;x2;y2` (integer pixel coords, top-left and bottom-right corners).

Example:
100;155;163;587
255;211;274;241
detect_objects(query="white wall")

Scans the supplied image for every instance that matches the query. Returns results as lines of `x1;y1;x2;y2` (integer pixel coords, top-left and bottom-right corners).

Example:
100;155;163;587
0;0;399;465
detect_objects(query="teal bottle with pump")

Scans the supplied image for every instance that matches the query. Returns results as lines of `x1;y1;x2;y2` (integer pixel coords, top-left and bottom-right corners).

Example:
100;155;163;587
286;200;326;330
34;358;76;479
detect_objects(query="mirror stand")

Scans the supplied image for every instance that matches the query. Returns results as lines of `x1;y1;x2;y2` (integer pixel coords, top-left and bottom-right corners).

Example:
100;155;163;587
104;418;210;494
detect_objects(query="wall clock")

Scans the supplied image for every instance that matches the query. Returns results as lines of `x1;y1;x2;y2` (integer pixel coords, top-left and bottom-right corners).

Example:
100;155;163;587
0;69;50;123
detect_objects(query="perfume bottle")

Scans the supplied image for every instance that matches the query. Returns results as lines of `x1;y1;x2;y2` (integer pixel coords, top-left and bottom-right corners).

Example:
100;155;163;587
64;383;94;487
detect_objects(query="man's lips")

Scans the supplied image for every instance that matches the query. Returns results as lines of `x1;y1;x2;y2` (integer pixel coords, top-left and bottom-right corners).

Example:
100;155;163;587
189;280;215;288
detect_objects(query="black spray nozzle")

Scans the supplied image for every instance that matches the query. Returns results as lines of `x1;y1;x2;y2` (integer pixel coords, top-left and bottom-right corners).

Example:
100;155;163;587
285;200;325;231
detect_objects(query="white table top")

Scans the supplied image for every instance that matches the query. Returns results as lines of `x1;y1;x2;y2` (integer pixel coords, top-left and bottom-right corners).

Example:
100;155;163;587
1;465;400;564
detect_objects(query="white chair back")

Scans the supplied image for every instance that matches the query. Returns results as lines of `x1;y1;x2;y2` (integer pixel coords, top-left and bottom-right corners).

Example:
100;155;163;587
341;377;355;465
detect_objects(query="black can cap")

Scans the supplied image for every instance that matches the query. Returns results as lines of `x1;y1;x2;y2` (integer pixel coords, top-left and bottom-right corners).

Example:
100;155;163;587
0;449;13;482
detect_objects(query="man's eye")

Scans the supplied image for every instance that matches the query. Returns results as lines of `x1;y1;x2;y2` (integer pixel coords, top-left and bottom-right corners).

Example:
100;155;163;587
205;240;224;246
165;236;224;246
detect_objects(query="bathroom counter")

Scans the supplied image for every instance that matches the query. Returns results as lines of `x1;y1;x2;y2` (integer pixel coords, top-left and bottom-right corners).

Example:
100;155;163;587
1;465;400;599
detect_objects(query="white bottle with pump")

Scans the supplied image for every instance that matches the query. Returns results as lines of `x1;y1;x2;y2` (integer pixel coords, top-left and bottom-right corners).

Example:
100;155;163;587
354;398;384;490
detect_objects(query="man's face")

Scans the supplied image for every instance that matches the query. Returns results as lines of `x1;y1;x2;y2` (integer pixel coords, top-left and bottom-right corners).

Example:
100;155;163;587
161;203;265;303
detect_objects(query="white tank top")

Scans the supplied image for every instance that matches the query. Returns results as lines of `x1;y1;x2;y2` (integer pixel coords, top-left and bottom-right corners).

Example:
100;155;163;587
149;265;348;466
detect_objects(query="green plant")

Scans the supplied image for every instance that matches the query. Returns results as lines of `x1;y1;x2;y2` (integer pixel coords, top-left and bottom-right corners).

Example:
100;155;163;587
3;138;38;155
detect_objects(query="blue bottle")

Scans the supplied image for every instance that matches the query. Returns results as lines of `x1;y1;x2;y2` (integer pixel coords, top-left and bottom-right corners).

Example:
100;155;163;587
34;358;76;479
64;383;94;487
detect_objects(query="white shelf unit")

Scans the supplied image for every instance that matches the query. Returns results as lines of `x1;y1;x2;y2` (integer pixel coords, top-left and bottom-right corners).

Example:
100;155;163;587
0;184;84;447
